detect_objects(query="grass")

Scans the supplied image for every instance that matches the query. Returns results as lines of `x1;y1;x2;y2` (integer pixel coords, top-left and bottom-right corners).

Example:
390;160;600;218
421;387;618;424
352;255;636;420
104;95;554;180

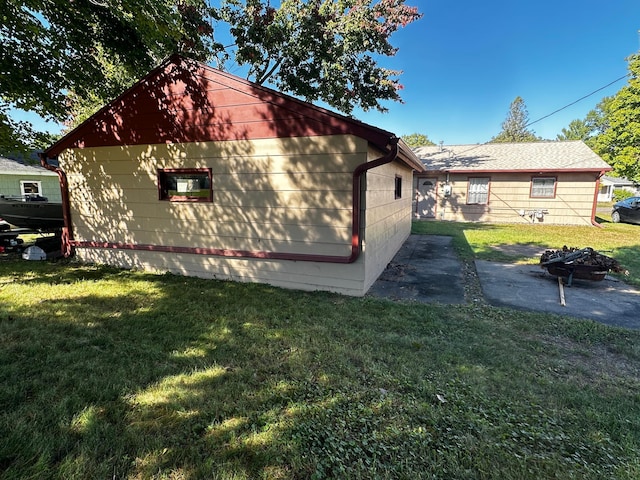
1;221;640;479
412;216;640;287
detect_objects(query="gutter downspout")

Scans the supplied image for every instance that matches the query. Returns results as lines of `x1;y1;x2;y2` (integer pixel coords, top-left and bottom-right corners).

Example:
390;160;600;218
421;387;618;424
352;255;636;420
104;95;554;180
38;153;75;257
39;136;400;264
345;136;400;263
591;170;606;228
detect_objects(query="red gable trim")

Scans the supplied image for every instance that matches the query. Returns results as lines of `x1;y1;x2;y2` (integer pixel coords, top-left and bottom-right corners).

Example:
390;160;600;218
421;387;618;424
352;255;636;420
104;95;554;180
433;167;612;174
45;55;395;157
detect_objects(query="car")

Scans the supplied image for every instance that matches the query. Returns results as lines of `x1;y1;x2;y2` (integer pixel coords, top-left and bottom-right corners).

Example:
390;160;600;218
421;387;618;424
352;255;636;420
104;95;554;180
611;196;640;225
0;217;10;232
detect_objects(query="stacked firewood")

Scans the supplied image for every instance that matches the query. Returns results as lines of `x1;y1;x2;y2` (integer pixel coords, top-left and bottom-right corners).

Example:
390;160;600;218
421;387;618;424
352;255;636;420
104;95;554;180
540;246;629;275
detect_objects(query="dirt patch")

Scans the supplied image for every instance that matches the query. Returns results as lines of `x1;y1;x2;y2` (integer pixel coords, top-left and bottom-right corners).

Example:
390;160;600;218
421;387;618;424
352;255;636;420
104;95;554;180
540;334;640;387
377;263;417;282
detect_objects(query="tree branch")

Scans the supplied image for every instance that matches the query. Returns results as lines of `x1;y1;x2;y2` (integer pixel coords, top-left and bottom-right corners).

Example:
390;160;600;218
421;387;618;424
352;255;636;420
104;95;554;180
256;58;282;85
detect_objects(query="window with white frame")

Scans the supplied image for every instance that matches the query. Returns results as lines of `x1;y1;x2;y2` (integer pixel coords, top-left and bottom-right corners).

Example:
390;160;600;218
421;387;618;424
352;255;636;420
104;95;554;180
467;177;490;205
20;180;42;197
530;177;556;198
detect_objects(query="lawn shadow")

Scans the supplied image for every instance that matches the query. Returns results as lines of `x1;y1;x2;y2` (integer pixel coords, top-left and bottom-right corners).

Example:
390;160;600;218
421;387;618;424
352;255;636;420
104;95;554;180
0;261;446;478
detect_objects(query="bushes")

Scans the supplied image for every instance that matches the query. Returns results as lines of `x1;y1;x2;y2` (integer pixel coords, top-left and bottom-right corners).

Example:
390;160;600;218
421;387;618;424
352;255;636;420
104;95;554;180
613;188;635;202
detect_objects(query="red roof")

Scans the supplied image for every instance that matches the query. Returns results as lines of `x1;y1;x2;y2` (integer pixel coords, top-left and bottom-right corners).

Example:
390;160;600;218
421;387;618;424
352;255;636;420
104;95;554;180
45;55;407;159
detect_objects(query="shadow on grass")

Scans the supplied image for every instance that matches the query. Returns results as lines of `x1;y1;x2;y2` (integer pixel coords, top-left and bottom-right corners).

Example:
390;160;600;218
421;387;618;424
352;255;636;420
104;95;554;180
0;261;469;478
2;260;640;478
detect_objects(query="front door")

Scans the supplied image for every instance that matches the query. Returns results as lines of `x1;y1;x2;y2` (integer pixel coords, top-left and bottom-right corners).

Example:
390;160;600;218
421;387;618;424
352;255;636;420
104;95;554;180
414;177;438;218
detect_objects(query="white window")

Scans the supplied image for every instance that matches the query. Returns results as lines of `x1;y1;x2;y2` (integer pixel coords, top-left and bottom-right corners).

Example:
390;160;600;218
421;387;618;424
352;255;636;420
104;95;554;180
20;180;42;197
467;177;490;205
531;177;556;198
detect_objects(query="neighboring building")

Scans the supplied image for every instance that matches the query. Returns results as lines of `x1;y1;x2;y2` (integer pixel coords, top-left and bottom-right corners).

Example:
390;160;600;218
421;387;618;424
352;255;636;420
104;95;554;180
598;175;639;202
41;54;424;296
0;156;61;202
413;141;611;226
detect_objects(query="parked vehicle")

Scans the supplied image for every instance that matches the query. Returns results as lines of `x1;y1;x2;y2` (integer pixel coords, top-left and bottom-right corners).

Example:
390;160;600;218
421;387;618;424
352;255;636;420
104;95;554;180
611;196;640;225
0;195;63;230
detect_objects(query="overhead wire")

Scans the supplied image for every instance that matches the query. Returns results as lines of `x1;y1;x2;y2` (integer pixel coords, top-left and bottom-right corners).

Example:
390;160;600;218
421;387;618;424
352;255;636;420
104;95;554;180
422;72;633;160
524;73;631;128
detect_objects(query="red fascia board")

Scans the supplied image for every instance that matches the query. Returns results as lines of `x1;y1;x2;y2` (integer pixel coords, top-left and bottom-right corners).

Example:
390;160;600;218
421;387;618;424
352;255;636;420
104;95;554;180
427;167;612;174
45;54;396;157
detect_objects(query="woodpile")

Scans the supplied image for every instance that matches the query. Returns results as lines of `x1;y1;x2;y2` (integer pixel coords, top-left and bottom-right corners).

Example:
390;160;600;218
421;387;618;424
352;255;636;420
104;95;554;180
540;246;628;275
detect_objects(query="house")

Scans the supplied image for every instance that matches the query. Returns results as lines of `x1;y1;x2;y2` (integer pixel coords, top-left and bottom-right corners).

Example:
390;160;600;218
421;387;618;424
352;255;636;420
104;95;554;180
597;175;639;202
41;54;424;296
0;156;61;202
412;141;611;226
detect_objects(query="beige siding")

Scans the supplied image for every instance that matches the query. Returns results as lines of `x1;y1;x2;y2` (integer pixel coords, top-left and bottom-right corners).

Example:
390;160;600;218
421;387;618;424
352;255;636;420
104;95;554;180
361;147;414;291
60;134;380;295
75;247;367;296
413;172;599;226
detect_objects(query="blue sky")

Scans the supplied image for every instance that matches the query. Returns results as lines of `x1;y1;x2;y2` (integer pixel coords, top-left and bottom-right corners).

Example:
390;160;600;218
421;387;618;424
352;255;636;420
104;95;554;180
353;0;640;144
14;0;640;146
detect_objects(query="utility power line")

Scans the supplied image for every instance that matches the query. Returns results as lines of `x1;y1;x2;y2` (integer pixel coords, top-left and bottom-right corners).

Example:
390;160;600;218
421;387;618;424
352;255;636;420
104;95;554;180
525;73;631;128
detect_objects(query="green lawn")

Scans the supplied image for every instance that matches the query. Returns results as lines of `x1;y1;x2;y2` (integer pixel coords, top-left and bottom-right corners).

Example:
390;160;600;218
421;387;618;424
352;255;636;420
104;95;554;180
1;221;639;479
412;216;640;287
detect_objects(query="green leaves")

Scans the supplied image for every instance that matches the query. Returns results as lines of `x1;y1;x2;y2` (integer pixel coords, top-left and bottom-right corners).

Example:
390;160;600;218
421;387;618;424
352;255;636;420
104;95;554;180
217;0;422;114
588;55;640;182
401;132;436;147
0;0;217;155
2;0;421;154
559;54;640;182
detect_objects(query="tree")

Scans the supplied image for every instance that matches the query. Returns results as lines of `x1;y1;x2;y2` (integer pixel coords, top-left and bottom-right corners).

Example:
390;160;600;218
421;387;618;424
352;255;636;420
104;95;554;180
556;119;592;141
0;0;216;156
490;96;540;143
588;54;640;182
216;0;422;115
557;99;612;143
401;133;435;147
2;0;421;155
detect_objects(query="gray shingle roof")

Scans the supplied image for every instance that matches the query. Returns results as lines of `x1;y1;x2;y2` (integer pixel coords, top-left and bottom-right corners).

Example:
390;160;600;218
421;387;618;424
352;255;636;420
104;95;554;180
413;141;611;173
0;156;57;176
601;175;636;186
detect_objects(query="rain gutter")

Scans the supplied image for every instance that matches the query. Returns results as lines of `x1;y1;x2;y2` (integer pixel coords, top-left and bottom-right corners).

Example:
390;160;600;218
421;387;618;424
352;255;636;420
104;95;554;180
40;136;400;264
591;170;607;228
38;153;74;256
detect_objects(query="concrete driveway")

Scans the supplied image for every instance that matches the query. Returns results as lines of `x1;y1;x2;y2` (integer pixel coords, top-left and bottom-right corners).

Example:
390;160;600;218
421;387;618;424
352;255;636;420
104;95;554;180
475;260;640;329
368;235;640;330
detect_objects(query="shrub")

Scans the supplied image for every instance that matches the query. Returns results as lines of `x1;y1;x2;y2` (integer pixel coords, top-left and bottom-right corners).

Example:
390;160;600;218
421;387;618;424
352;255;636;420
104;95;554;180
613;188;635;202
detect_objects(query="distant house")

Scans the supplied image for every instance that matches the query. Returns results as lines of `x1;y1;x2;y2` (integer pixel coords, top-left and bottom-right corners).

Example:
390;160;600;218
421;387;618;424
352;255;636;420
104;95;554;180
412;141;611;226
0;156;61;202
597;175;639;202
41;54;424;296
